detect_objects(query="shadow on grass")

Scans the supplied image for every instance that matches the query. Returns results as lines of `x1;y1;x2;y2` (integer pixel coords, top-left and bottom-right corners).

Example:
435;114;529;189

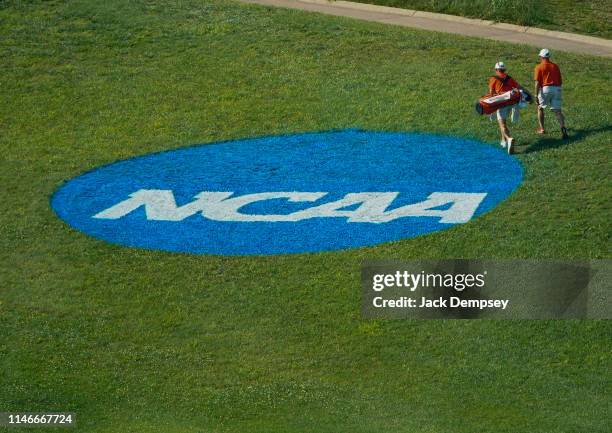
520;124;612;154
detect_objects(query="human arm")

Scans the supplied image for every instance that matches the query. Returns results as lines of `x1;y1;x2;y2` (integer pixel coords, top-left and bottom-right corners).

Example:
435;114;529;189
517;82;534;103
533;67;541;105
510;77;534;103
488;77;496;95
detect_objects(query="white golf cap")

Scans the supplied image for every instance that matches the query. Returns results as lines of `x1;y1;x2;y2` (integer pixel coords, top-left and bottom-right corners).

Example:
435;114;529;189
494;61;506;70
539;48;551;58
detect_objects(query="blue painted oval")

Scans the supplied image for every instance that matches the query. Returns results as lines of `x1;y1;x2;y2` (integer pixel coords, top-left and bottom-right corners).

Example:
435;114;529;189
51;130;522;255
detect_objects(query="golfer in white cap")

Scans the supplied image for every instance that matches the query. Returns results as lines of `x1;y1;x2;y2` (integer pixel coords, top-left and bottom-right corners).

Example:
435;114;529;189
534;49;568;139
488;61;531;154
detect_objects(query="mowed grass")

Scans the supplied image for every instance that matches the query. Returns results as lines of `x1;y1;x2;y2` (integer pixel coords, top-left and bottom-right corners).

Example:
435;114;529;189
0;0;611;432
355;0;612;38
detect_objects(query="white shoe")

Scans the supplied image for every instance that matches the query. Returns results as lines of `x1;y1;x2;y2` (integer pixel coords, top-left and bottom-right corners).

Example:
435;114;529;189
500;140;507;148
507;138;514;154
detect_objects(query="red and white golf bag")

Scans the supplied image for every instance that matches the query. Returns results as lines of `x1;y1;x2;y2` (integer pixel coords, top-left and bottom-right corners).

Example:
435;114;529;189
475;89;522;115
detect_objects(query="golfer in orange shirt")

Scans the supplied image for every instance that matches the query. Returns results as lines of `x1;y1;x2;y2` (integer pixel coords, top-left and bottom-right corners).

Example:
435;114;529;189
488;62;531;154
534;49;568;139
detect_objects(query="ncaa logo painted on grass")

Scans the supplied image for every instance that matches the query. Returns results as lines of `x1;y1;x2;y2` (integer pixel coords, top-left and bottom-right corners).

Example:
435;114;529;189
51;130;523;255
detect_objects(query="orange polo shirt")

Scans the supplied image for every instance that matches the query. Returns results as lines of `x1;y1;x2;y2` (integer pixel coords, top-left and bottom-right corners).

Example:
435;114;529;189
488;75;519;94
534;60;562;87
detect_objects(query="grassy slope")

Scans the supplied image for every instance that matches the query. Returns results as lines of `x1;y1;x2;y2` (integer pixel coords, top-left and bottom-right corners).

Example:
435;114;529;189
353;0;612;38
0;0;611;432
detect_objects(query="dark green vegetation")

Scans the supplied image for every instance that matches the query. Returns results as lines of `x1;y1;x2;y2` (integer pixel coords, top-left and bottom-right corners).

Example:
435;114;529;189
354;0;612;38
1;0;610;432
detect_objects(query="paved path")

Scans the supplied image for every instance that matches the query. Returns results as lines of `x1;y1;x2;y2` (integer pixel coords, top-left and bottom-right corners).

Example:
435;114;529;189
239;0;612;58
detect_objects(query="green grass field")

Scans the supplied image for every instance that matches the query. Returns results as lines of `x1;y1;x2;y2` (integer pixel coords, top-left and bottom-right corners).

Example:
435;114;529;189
1;0;611;432
355;0;612;38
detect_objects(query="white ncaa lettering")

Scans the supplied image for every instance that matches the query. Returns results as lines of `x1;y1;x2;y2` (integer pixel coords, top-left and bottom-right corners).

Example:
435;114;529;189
93;190;487;224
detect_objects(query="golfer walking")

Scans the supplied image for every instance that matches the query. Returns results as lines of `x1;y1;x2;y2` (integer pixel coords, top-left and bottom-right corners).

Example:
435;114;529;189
488;62;530;154
534;49;569;139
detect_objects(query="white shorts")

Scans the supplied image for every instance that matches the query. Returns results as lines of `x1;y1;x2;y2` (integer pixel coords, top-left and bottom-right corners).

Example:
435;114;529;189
538;86;562;110
496;105;521;123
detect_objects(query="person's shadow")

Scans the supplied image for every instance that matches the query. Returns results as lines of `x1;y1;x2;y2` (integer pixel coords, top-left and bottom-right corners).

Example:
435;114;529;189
521;124;611;154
